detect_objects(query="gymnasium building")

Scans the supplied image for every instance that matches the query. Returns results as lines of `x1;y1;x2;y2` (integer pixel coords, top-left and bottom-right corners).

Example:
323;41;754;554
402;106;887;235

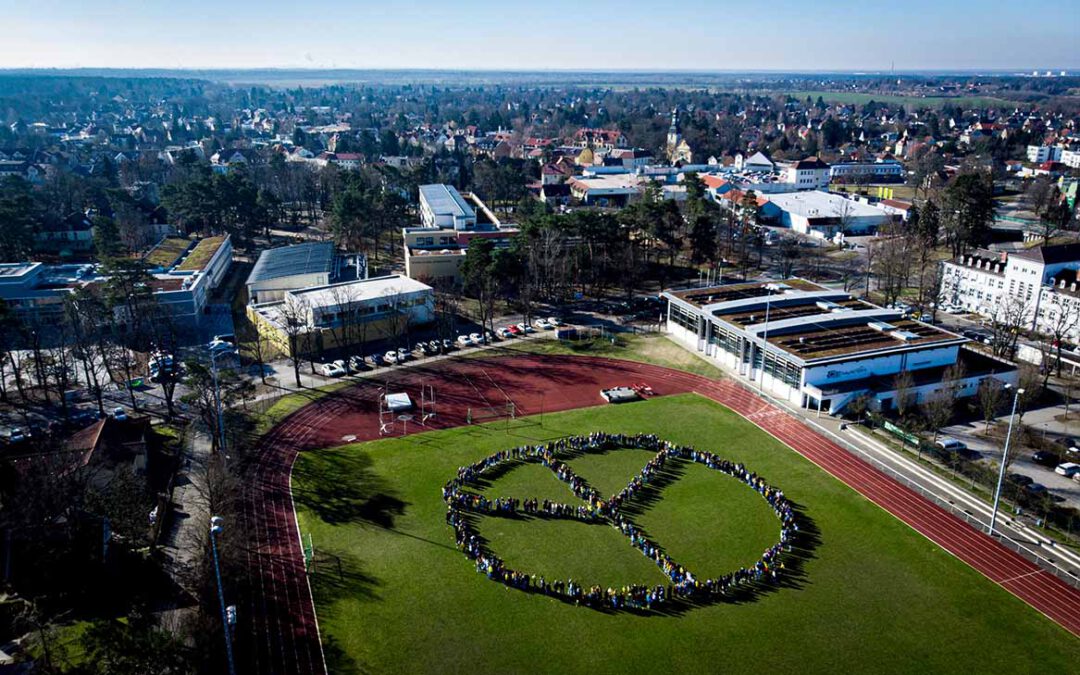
663;279;1016;414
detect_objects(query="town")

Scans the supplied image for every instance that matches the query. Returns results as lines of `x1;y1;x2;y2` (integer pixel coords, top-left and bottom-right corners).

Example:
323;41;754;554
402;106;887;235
0;61;1078;673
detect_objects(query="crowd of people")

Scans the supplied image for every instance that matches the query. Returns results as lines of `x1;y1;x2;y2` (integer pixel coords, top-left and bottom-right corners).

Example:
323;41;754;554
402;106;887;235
442;432;800;610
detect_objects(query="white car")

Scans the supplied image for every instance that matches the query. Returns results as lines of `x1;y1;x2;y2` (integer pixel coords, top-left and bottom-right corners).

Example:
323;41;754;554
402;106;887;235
547;317;563;326
469;332;482;345
396;347;410;362
207;339;235;354
533;319;553;330
457;335;473;346
496;327;512;339
112;406;128;421
1054;462;1080;477
517;322;536;334
320;362;346;377
384;350;400;364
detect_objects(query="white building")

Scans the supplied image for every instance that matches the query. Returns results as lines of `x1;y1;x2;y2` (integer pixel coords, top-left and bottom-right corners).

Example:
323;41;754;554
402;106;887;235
941;243;1080;342
1061;148;1080;169
829;159;905;183
781;157;831;190
664;280;1015;414
1027;145;1063;164
760;191;893;239
419;184;477;230
734;151;775;173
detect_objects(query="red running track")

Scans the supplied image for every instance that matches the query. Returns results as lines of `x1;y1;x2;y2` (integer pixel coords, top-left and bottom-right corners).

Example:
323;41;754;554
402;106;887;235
238;354;1080;675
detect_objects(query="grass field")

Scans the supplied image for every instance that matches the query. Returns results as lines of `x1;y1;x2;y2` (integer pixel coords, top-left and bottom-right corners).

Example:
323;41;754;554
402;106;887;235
782;90;1014;108
294;394;1080;674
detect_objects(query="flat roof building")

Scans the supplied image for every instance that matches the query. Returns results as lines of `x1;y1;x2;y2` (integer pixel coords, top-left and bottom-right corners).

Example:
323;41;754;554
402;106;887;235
419;184;476;230
760;191;893;239
663;279;1016;414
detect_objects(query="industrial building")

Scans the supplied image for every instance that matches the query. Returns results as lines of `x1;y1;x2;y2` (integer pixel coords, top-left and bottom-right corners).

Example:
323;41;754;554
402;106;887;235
663;279;1016;414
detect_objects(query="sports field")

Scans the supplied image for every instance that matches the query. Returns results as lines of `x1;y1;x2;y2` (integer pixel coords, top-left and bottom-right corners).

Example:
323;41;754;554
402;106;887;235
294;394;1079;674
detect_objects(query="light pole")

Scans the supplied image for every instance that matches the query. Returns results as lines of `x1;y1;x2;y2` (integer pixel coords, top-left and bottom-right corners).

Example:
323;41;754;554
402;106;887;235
989;385;1024;536
758;289;772;391
209;516;237;675
208;346;236;453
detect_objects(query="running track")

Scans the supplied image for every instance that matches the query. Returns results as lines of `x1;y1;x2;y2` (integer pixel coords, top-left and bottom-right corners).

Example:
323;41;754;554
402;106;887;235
238;354;1080;675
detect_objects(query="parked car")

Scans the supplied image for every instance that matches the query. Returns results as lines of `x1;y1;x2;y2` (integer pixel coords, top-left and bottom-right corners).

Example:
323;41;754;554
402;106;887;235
348;355;368;373
442;338;454;352
1054;462;1080;477
207;339;236;354
370;353;385;367
213;333;237;345
469;332;482;345
1007;472;1034;487
533;318;553;330
4;427;27;444
1025;483;1048;495
506;324;522;336
384;350;400;364
935;437;967;451
415;342;430;356
485;330;498;342
496;327;512;339
1032;450;1063;467
457;335;473;346
320;362;346;377
111;406;128;421
547;317;563;326
428;340;442;353
396;347;410;362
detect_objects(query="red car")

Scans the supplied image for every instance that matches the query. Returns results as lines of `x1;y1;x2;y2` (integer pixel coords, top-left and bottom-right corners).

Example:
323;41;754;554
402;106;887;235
506;324;522;336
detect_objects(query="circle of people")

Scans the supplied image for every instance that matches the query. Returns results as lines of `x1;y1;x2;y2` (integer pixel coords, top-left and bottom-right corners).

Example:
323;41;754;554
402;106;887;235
442;432;799;610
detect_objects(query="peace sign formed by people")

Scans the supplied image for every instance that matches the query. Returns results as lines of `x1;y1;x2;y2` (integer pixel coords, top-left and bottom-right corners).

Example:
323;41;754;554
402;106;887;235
442;432;799;611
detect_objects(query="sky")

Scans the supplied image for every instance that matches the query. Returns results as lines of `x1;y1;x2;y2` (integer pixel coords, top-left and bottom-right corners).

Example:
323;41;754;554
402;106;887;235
1;0;1077;72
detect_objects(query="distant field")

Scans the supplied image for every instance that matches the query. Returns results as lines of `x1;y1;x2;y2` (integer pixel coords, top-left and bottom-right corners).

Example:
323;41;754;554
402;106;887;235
295;394;1080;674
781;90;1015;108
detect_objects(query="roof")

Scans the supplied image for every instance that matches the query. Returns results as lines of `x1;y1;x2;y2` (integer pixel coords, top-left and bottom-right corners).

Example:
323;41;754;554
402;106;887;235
793;156;830;170
763;191;889;220
420;184;474;220
247;242;334;284
1011;242;1080;265
287;274;432;308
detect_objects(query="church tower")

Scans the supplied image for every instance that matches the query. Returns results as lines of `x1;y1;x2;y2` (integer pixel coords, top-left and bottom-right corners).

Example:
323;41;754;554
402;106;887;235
666;108;693;165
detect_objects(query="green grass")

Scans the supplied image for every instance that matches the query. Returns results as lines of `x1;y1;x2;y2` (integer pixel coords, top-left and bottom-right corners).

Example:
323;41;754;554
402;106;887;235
782;90;1014;108
176;235;226;271
251;381;353;438
294;394;1080;674
144;236;191;268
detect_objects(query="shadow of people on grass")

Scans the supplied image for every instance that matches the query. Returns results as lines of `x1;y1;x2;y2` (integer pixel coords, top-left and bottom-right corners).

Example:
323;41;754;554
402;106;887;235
292;447;408;528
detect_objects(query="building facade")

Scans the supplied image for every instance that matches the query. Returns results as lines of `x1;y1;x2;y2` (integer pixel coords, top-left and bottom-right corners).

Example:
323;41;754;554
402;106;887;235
663;280;1015;414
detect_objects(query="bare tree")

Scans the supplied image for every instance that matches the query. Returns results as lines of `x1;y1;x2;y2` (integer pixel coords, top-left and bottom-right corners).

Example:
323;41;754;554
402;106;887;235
894;370;916;418
771;236;800;278
977;376;1006;432
276;296;310;387
988;294;1031;358
1038;293;1080;376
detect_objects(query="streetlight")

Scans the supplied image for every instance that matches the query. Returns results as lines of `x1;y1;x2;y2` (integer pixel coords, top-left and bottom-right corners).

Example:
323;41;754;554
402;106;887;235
209;516;237;675
208;345;237;453
989;385;1024;536
758;287;772;391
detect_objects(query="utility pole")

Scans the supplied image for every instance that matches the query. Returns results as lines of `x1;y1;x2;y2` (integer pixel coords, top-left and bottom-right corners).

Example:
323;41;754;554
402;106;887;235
989;385;1024;536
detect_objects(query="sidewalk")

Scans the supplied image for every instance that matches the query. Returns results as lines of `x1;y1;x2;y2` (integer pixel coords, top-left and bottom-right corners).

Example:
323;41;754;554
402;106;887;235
159;424;213;592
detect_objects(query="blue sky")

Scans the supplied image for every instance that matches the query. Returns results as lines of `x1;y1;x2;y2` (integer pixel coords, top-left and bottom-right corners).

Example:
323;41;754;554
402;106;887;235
2;0;1077;71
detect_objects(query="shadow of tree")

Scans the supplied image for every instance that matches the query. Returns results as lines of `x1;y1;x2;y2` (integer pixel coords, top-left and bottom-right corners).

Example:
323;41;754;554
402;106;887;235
292;448;408;527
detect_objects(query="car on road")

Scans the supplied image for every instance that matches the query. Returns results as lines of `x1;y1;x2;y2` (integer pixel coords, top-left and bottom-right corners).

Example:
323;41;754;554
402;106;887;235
533;318;553;330
384;350;400;364
1054;462;1080;477
111;407;128;421
457;335;473;347
506;324;522;336
496;327;512;339
348;355;368;373
1032;450;1063;467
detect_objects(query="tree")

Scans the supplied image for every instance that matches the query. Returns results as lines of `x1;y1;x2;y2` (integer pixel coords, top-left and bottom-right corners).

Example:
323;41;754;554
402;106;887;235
977;377;1006;432
181;359;254;453
0;175;37;261
462;238;500;342
276;296;310;387
688;213;717;266
941;170;996;257
92;215;125;259
78;613;192;674
772;235;801;278
988;294;1031;358
894;370;916;418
